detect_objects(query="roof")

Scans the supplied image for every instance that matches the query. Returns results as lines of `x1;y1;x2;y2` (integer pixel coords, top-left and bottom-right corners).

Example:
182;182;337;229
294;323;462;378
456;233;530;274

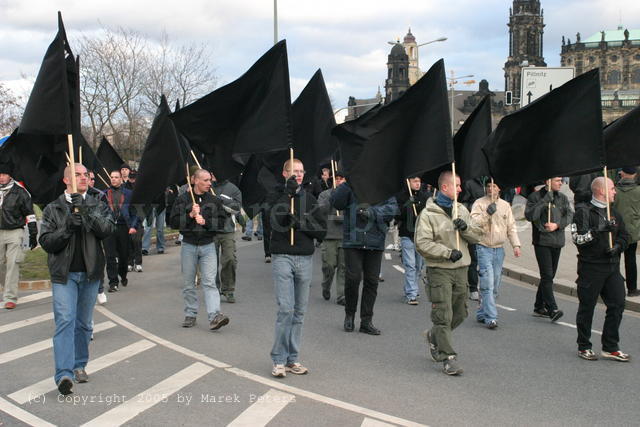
583;28;640;43
390;43;407;57
404;28;416;43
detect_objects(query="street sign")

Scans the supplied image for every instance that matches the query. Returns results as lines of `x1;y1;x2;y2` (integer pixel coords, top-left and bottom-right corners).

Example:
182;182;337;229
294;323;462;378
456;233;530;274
520;67;575;106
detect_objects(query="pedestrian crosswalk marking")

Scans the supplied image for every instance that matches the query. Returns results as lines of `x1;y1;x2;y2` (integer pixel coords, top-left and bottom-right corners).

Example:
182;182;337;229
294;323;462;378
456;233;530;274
80;362;213;427
556;321;602;335
393;265;405;274
496;304;517;312
0;396;56;427
361;417;398;427
0;321;115;365
17;291;52;304
384;253;392;260
9;339;156;404
227;389;294;427
0;313;54;334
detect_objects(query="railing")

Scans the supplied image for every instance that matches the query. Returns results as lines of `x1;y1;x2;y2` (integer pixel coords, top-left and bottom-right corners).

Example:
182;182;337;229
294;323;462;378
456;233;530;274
601;99;639;108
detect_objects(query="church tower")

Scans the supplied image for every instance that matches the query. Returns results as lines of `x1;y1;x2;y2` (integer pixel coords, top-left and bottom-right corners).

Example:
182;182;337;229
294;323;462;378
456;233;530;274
402;29;421;85
385;42;410;104
503;0;547;102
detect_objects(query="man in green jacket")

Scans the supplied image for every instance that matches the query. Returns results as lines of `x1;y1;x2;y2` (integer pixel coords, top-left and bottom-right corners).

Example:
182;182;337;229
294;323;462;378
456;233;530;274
613;167;640;297
415;171;483;376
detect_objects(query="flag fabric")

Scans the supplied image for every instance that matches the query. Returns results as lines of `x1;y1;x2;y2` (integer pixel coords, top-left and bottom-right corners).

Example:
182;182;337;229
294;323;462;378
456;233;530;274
423;95;492;185
170;40;292;180
604;104;640;169
482;69;604;188
96;137;124;175
18;12;75;136
332;59;453;205
131;95;186;205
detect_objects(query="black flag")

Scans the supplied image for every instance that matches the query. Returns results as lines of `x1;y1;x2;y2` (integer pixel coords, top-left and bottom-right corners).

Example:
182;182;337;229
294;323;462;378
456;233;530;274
333;59;452;205
482;69;604;188
423;95;493;185
131;95;186;205
604;104;640;169
96;137;124;174
170;40;292;180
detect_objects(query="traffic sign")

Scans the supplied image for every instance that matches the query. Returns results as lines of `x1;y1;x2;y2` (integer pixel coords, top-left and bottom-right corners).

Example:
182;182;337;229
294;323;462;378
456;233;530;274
520;67;575;106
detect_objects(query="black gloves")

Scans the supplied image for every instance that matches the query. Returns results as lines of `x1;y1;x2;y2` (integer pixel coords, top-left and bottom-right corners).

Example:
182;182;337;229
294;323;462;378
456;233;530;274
29;233;38;250
453;218;467;231
449;249;463;262
68;213;83;231
212;195;224;208
285;176;299;196
606;243;623;257
542;191;554;203
282;212;301;229
70;193;83;208
600;219;617;233
356;207;371;222
486;203;497;216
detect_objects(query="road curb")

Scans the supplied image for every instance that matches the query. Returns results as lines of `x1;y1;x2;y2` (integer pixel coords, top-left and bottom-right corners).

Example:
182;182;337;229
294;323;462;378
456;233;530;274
18;232;180;291
502;262;640;313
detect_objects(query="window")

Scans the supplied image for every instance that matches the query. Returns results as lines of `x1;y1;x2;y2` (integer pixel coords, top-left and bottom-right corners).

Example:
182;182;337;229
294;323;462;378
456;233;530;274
399;67;405;79
388;68;392;79
635;54;640;61
632;68;640;84
589;56;596;64
610;55;618;62
567;58;573;65
608;70;621;85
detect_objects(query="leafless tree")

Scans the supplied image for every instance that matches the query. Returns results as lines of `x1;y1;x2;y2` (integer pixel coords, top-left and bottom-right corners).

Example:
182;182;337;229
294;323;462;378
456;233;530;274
0;83;22;136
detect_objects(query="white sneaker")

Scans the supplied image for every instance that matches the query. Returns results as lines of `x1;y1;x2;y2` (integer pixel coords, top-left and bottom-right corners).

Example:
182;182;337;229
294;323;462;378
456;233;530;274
271;364;286;378
97;292;107;305
469;291;480;301
135;264;143;273
127;265;133;272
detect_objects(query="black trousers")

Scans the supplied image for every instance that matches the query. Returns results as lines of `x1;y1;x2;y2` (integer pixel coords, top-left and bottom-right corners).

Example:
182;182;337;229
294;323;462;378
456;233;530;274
534;245;561;312
344;248;383;321
623;242;637;292
262;211;272;257
104;224;130;285
576;262;625;352
128;225;143;266
467;243;478;292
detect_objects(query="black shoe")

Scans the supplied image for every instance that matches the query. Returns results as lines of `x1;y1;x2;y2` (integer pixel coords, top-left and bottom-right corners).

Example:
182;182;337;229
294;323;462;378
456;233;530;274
175;240;181;245
121;278;128;287
157;249;164;254
142;249;149;256
257;236;263;241
359;321;381;335
182;316;196;328
265;256;271;263
322;288;330;301
209;313;229;330
344;314;355;332
108;284;118;293
628;289;640;297
57;376;73;395
74;368;88;383
550;310;564;322
241;236;252;241
532;308;550;318
336;296;346;306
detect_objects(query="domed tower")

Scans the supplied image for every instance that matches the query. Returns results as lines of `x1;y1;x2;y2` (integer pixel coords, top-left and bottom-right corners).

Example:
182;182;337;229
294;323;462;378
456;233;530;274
503;0;547;103
403;28;421;85
385;42;410;104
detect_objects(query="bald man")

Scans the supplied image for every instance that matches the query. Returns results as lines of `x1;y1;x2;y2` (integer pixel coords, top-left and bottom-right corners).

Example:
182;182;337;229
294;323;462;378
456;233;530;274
571;176;631;362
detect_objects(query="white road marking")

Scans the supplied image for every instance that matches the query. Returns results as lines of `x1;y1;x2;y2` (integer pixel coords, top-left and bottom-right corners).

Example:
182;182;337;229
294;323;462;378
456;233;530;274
496;304;517;312
226;367;427;427
361;417;398;427
393;265;405;274
384;253;391;260
95;306;231;368
0;396;55;427
557;321;602;335
227;389;294;427
81;362;213;427
0;313;54;334
9;339;156;404
0;321;115;365
17;291;52;304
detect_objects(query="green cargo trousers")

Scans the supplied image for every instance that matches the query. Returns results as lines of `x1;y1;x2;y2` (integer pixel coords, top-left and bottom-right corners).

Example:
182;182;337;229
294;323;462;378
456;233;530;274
426;266;469;361
321;240;345;300
214;232;237;294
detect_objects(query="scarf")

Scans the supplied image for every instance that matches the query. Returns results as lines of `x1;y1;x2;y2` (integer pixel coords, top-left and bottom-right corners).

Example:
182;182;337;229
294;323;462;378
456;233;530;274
0;179;15;208
590;197;607;209
435;191;453;208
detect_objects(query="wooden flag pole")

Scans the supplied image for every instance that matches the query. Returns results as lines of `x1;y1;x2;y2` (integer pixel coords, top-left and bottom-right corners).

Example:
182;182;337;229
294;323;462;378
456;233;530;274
186;163;196;205
547;179;552;224
331;159;340;216
604;166;613;248
67;135;77;193
406;179;418;217
97;174;110;188
490;177;495;233
451;162;460;250
290;147;295;246
189;150;216;196
79;146;83;165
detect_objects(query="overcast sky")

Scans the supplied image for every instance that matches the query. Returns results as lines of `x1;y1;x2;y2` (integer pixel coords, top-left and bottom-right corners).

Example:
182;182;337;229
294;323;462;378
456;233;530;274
1;0;638;111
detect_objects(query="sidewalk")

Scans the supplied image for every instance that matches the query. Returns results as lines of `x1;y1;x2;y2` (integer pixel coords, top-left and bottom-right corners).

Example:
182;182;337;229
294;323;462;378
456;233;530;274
503;196;640;312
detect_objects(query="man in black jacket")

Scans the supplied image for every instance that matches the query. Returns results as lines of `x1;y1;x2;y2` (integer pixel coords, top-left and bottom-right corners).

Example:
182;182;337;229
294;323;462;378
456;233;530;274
170;169;229;331
525;177;573;321
395;176;429;305
0;162;38;309
571;176;631;362
39;164;115;395
267;158;326;378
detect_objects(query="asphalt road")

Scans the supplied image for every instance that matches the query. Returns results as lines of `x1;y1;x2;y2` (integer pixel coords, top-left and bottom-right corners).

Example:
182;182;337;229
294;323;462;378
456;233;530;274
1;234;639;426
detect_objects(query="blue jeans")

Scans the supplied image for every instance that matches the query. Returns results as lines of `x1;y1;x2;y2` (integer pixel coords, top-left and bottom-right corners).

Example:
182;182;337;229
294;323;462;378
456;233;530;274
400;237;424;300
476;245;505;323
181;242;220;321
245;214;263;238
270;254;312;365
52;272;100;383
142;208;166;252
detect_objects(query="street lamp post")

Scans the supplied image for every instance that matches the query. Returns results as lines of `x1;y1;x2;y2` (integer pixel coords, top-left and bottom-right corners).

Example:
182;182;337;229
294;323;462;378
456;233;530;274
447;71;474;134
273;0;278;45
